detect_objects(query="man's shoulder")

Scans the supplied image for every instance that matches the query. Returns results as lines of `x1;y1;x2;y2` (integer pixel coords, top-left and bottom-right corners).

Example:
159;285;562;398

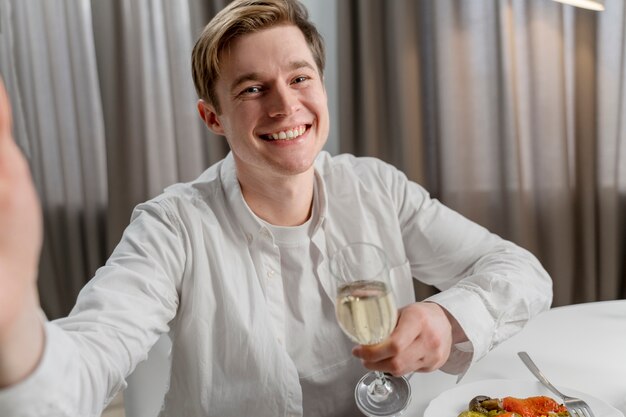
139;158;228;216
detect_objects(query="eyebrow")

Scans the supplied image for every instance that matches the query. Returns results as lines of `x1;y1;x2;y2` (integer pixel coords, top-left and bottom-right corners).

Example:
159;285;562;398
229;60;316;94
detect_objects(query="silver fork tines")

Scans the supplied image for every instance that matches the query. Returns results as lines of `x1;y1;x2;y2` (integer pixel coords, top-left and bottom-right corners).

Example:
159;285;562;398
517;352;596;417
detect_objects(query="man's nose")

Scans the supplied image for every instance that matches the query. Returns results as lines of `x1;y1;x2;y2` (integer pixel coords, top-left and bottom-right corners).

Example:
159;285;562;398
267;84;299;117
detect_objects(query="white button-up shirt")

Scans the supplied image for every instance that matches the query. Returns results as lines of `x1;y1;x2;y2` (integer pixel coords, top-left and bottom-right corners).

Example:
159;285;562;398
0;152;552;417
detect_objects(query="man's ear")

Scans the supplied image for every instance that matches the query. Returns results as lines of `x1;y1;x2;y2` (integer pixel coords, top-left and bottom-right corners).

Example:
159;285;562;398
197;100;224;135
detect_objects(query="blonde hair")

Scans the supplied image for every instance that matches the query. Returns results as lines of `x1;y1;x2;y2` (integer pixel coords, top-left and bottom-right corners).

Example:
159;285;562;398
191;0;326;113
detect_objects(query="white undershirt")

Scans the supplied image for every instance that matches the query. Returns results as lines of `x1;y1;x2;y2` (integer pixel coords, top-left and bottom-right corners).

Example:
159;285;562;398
262;185;363;416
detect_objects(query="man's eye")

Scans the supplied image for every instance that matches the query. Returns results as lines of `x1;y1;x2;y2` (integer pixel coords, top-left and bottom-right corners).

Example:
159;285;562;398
292;76;309;84
241;86;261;95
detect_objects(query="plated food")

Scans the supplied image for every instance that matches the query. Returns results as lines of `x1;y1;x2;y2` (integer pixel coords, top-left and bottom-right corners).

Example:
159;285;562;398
425;379;621;417
457;394;569;417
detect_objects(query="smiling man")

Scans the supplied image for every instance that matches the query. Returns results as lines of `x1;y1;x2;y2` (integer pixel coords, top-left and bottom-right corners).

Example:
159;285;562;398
0;1;552;416
197;23;329;227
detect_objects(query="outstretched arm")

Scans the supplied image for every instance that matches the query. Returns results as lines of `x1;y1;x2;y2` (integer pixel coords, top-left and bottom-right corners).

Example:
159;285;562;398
0;79;45;388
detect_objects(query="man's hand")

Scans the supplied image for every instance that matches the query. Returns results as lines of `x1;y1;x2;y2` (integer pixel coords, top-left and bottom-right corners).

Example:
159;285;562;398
0;78;44;387
352;302;457;376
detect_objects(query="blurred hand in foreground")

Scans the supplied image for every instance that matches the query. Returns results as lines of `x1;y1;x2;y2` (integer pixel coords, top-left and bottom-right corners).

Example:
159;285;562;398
0;78;42;341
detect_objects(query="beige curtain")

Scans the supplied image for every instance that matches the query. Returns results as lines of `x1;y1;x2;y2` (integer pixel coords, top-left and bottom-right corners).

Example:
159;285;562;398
339;0;626;306
1;0;109;318
597;1;626;303
1;0;230;318
4;0;625;317
90;0;229;251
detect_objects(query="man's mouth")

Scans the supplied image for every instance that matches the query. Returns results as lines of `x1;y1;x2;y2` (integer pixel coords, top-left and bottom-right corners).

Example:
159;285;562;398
260;125;308;141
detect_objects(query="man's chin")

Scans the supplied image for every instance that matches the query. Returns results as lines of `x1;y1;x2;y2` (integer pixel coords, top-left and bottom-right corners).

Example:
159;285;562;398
268;156;318;177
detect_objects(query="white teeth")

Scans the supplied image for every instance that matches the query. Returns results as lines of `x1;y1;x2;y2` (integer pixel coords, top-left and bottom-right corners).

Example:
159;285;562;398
266;125;306;141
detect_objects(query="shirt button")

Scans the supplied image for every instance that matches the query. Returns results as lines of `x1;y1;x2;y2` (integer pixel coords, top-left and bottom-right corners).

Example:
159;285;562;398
267;269;275;278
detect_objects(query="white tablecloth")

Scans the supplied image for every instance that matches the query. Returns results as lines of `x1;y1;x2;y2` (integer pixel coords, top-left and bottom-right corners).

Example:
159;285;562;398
406;300;626;416
124;301;626;416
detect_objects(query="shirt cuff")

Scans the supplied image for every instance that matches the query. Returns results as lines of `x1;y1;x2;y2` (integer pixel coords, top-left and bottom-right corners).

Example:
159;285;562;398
439;341;474;381
425;286;496;376
0;320;75;416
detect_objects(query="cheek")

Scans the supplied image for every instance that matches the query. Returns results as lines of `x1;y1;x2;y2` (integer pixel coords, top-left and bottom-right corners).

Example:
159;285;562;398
316;99;330;131
221;109;255;135
306;92;329;121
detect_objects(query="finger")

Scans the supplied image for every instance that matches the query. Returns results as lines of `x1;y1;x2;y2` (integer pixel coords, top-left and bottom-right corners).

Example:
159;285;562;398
359;336;442;376
0;77;14;142
360;357;414;377
359;342;426;376
352;307;423;362
352;334;409;362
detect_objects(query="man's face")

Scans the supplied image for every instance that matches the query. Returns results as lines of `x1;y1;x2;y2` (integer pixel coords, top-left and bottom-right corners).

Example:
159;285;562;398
199;24;329;181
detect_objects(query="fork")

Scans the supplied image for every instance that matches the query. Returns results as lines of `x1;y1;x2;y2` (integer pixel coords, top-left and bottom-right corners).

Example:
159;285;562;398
517;351;596;417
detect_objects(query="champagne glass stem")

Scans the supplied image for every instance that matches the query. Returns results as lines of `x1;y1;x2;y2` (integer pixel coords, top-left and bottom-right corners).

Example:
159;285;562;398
368;371;393;402
331;243;411;416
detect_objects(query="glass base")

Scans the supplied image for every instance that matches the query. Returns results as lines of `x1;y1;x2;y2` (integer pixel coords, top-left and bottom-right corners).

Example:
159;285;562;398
354;372;411;417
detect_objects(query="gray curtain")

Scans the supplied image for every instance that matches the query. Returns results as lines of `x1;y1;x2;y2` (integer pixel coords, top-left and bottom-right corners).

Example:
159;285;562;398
89;0;229;252
4;0;625;318
338;0;626;305
1;0;109;317
0;0;230;319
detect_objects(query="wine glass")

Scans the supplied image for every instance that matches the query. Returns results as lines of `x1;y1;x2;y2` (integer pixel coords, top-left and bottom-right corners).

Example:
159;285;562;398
330;242;411;417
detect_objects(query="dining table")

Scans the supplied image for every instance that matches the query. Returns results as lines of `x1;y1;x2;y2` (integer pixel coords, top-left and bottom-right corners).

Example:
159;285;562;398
124;300;626;417
406;300;626;416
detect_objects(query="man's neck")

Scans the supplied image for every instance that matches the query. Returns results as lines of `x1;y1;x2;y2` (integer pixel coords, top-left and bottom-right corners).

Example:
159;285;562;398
237;167;315;227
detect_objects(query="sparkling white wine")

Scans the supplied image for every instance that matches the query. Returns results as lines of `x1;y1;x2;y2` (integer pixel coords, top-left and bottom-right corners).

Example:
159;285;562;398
335;280;398;345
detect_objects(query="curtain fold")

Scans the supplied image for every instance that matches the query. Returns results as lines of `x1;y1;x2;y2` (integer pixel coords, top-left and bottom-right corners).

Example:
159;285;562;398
1;0;230;318
2;0;108;317
2;0;625;316
0;0;29;158
91;0;229;252
339;0;626;305
597;0;626;300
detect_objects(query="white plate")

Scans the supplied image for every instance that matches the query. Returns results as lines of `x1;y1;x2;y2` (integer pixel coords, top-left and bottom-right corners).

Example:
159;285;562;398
424;379;624;417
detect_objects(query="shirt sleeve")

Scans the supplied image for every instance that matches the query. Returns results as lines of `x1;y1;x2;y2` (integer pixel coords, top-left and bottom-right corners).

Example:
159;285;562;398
388;164;553;375
0;198;185;417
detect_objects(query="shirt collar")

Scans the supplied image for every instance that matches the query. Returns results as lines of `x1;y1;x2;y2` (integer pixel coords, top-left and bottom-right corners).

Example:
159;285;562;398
311;166;328;235
220;153;264;244
219;152;329;244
